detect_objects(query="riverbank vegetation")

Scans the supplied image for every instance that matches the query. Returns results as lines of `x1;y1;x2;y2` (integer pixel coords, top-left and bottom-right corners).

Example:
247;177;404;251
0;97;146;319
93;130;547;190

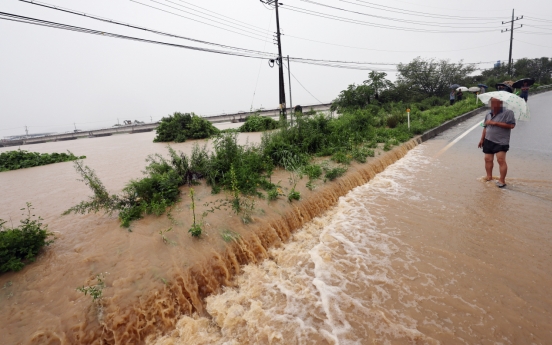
154;112;220;143
0;203;54;273
0;150;85;172
66;94;481;229
239;114;279;132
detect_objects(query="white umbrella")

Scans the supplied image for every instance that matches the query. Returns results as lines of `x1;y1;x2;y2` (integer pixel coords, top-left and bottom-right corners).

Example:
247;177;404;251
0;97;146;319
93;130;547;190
456;86;469;92
468;86;480;93
478;91;530;121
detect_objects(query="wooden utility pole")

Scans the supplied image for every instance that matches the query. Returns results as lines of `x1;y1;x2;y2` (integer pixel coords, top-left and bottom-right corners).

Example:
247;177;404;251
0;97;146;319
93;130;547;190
501;9;523;77
261;0;286;121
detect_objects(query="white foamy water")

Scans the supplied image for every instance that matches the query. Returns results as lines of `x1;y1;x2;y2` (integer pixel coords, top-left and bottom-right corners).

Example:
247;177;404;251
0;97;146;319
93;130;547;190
150;148;454;345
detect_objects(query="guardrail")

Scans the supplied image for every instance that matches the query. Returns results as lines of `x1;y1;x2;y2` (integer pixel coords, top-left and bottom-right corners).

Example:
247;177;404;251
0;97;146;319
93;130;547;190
1;103;334;147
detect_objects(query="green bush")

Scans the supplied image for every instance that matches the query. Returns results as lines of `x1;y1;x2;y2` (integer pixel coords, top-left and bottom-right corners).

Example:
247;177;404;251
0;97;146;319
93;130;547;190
0;203;54;273
301;164;323;180
154;112;219;143
325;167;347;181
0;150;85;172
239;115;279;132
331;152;352;165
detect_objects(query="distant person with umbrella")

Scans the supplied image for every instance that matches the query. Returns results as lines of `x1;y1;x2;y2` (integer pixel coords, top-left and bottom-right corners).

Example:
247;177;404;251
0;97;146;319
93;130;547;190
477;96;516;188
450;90;456;105
519;82;530;102
457;89;464;101
513;78;534;102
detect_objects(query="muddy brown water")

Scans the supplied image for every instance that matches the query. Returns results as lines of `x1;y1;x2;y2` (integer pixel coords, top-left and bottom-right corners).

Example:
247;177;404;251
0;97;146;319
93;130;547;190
1;113;552;344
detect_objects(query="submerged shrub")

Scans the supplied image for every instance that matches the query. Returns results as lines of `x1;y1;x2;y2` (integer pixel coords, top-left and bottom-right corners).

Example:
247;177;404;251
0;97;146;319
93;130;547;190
0;203;54;273
239;115;279;132
154;112;219;142
325;167;347;181
0;150;85;172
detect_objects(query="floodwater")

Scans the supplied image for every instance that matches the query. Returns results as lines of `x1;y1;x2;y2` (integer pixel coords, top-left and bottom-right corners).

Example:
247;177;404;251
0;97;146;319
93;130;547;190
150;95;552;344
1;93;552;344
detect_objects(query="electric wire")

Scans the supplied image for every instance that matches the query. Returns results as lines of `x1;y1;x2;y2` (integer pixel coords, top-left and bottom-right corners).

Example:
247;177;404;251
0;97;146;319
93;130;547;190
130;0;267;42
280;4;499;33
0;12;272;60
283;62;323;103
285;34;509;53
148;0;267;38
155;0;268;36
339;0;507;20
19;0;275;57
299;0;502;28
165;0;268;31
515;38;552;49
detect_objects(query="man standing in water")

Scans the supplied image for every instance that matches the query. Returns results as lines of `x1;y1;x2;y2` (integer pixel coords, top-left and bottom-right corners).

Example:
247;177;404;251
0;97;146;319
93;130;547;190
478;98;516;188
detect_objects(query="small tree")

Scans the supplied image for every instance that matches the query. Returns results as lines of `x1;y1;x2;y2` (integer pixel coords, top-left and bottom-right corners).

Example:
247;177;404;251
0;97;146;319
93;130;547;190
364;71;393;99
331;84;374;112
396;57;476;99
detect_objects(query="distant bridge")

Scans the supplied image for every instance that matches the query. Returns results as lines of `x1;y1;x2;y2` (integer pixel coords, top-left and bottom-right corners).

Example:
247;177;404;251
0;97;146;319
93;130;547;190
0;103;332;147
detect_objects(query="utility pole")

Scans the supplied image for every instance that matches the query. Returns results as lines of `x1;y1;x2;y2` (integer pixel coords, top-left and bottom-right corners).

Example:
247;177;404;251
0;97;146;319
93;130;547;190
501;9;523;77
261;0;286;122
287;55;293;125
25;125;28;138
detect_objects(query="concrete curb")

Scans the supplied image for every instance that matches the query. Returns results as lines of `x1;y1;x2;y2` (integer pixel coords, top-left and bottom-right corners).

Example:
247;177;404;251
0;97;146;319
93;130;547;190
421;107;486;142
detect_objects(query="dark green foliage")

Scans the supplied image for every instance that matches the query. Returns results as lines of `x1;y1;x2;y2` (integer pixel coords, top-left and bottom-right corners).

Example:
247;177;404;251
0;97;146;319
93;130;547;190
239;115;279;132
0;203;54;273
331;152;352;165
154;112;220;143
301;164;322;180
0;150;85;172
325;167;347;181
351;147;375;163
287;189;301;202
331;84;374;112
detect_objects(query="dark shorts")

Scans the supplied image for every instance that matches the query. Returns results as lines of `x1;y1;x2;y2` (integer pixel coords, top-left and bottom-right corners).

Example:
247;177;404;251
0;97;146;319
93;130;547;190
483;139;509;154
521;93;528;101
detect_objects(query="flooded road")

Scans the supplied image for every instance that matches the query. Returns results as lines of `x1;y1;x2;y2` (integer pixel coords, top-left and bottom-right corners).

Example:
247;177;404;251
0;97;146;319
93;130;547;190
151;93;552;344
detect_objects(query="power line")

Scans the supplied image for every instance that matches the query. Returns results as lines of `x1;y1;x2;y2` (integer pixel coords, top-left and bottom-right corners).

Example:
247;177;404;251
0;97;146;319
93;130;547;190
0;12;271;59
283;62;323;103
130;0;267;42
19;0;275;57
515;38;552;49
153;0;267;36
280;4;499;33
164;0;268;32
340;0;507;21
299;0;502;28
285;34;509;53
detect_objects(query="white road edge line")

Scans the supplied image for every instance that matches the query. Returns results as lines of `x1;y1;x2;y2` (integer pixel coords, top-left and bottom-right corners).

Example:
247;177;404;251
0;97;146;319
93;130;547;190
434;120;483;158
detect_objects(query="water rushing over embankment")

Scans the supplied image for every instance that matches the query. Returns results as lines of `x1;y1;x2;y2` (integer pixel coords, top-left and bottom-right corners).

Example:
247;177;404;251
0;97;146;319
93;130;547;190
151;133;552;344
0;130;420;344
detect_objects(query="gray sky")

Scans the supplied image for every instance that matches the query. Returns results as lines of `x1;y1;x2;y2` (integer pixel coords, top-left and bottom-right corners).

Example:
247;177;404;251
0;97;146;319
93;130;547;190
1;0;550;137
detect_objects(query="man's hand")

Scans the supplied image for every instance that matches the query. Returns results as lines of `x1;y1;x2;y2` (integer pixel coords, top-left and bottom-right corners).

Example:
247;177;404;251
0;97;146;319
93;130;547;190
485;120;495;126
478;139;484;148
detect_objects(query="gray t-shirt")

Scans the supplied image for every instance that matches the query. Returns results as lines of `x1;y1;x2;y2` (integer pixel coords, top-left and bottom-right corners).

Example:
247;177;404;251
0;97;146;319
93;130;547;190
483;109;516;145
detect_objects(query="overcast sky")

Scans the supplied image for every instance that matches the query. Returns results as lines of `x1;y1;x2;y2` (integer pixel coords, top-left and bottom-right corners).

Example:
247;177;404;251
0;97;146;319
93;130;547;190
1;0;550;137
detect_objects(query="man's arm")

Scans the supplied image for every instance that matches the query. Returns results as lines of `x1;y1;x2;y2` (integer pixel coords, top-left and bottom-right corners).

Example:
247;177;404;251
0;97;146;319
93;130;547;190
484;120;515;129
478;128;486;148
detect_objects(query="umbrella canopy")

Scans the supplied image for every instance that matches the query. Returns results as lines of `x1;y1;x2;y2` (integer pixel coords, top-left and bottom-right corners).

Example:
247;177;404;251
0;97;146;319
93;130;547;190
512;78;535;89
450;84;460;89
478;84;489;89
503;80;515;87
495;83;513;93
456;86;469;92
478;91;530;121
468;86;481;93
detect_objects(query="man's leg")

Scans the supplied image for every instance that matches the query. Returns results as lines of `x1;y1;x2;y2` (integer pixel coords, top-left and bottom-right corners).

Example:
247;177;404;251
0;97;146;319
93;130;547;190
484;154;494;181
496;151;508;184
